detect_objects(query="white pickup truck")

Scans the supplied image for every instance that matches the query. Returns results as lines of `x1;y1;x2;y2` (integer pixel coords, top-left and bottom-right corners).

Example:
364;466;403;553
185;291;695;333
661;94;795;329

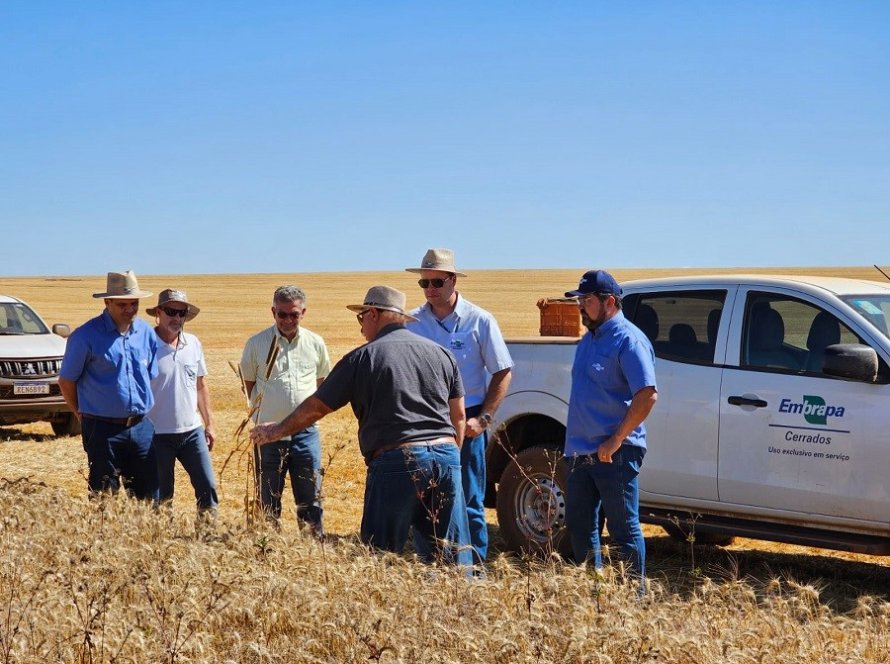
490;275;890;558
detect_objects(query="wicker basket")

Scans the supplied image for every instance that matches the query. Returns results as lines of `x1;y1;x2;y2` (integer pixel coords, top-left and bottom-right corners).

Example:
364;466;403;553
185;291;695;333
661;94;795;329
536;298;583;337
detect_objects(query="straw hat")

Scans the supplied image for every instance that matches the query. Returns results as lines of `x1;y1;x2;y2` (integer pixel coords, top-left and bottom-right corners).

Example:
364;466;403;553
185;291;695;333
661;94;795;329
404;248;467;277
146;289;200;322
92;270;152;299
346;286;419;322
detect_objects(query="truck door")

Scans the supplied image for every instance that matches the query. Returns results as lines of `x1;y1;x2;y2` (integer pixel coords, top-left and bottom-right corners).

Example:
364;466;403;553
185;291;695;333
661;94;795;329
718;289;890;525
626;288;730;503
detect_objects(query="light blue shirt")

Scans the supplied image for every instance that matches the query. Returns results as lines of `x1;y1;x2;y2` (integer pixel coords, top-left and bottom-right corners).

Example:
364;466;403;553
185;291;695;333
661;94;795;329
408;293;513;407
565;311;657;457
60;310;159;418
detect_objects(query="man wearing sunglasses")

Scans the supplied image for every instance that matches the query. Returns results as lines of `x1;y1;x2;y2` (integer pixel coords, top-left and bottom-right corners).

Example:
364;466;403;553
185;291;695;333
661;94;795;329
240;285;330;536
405;248;513;565
59;270;160;501
146;289;219;525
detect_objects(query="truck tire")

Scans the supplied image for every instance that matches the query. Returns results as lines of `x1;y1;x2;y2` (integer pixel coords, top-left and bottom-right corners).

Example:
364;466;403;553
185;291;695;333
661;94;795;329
496;444;574;559
662;522;734;547
51;413;81;437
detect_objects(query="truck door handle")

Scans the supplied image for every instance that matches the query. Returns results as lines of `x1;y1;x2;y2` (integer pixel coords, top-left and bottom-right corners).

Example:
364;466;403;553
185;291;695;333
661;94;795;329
728;396;768;408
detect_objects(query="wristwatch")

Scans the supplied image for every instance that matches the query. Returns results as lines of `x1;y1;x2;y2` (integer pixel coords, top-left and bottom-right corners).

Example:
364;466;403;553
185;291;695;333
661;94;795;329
478;412;493;427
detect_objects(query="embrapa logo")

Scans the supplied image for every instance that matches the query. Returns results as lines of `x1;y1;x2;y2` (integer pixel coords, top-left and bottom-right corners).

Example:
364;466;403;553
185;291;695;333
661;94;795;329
779;395;846;425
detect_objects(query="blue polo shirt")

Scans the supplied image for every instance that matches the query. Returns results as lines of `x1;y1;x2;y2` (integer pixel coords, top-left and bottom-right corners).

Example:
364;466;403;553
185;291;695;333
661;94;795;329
408;293;513;408
60;310;159;418
565;311;656;457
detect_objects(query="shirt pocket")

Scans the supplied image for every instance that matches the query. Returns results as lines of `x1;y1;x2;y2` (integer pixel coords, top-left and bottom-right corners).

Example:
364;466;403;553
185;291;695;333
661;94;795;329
183;363;199;386
447;332;475;361
586;352;616;381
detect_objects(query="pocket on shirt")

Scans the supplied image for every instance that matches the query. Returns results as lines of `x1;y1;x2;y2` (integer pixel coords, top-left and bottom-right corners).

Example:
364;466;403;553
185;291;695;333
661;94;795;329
183;363;198;386
447;332;475;360
586;352;615;380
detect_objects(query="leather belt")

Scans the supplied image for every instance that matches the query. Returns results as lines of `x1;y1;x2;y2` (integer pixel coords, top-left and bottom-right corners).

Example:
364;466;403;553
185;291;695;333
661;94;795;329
372;437;457;460
81;413;145;427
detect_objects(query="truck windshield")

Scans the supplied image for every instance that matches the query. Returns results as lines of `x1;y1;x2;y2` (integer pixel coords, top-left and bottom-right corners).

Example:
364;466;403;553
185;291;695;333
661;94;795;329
0;303;50;335
840;295;890;340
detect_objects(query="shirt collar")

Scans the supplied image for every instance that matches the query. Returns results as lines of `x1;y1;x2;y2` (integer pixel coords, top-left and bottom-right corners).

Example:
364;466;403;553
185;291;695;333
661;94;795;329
593;310;625;338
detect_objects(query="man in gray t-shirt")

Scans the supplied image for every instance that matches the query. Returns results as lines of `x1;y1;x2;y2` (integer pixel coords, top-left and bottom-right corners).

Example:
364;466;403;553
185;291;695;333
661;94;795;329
251;286;472;565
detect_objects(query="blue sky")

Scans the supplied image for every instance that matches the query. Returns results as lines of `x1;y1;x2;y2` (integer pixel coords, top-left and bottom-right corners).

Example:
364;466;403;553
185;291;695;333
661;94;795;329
2;2;888;276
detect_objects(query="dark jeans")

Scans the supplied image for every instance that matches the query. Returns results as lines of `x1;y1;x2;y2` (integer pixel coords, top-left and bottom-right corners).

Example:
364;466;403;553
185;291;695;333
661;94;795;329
81;416;158;502
254;425;323;534
566;445;646;580
362;442;472;567
154;427;219;512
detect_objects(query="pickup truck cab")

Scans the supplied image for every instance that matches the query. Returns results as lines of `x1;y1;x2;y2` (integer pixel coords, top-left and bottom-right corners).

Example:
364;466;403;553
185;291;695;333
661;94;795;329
491;275;890;558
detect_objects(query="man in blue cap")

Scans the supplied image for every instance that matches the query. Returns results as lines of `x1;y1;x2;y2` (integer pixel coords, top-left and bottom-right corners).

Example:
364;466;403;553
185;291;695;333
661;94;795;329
563;269;658;588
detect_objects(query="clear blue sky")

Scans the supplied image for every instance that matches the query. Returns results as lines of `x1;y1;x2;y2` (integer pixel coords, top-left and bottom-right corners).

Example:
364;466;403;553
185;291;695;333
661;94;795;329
2;2;888;276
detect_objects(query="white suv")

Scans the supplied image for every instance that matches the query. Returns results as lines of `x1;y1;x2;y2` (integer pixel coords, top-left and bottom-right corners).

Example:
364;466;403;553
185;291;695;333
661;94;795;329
0;295;79;436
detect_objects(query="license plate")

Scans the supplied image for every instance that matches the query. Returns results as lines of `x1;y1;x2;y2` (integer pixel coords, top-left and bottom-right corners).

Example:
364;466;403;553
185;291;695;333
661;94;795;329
13;382;50;395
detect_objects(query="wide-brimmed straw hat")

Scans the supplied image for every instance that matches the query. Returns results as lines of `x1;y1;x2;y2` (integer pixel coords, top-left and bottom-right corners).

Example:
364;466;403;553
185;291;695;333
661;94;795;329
92;270;153;299
146;289;200;322
404;248;467;277
346;286;419;322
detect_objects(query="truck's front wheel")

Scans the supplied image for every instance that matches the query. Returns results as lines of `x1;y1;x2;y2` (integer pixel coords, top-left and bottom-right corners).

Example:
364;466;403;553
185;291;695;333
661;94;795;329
496;445;573;559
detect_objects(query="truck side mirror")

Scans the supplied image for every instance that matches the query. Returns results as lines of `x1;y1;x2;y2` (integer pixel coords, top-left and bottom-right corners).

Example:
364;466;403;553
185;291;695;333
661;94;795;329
52;323;71;338
823;343;878;382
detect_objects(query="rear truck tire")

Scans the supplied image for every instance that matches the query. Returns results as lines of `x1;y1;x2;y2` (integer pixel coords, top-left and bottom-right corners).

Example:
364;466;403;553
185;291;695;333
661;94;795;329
662;522;735;547
496;444;574;559
51;413;81;437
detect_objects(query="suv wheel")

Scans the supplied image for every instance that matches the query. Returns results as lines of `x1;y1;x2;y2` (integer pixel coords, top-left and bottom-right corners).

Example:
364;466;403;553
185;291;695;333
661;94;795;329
51;413;81;437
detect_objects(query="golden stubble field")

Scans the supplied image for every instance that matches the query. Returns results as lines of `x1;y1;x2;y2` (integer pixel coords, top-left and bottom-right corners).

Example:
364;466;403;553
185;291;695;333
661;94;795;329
2;266;890;663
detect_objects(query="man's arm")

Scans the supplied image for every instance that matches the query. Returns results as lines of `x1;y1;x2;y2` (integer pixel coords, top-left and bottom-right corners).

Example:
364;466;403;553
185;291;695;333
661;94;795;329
58;377;79;421
449;396;466;448
466;367;512;438
196;375;216;450
597;386;658;463
250;395;333;446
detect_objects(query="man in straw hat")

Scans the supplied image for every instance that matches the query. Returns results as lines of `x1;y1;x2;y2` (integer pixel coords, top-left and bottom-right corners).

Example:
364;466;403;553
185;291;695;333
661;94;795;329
146;289;218;519
59;270;160;501
405;248;513;564
251;286;473;566
240;286;330;536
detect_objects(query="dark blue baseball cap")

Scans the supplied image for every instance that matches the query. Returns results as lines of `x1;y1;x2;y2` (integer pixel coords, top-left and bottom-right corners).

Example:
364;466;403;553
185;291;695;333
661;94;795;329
565;270;623;298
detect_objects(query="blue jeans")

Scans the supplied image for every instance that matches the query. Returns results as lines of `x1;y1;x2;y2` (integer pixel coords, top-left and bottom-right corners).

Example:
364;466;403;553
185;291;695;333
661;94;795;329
362;442;473;567
413;414;489;564
154;427;219;512
255;425;323;534
81;416;158;502
566;445;646;579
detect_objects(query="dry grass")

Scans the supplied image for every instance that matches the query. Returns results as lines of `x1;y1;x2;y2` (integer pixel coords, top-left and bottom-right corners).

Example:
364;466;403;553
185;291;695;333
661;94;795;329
2;266;890;662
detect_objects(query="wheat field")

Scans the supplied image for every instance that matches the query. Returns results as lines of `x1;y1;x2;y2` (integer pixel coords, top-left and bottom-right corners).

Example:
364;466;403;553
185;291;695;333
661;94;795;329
2;266;889;663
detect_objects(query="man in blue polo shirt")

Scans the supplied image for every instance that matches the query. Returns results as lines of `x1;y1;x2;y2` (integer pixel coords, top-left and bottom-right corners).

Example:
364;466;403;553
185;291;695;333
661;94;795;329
59;270;160;501
564;270;657;585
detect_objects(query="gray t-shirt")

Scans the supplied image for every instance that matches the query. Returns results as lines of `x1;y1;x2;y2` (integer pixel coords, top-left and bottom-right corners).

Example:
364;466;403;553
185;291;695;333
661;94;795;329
315;324;464;462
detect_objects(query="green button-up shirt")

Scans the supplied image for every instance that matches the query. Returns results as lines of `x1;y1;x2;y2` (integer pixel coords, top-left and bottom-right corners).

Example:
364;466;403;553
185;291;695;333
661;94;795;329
239;324;331;423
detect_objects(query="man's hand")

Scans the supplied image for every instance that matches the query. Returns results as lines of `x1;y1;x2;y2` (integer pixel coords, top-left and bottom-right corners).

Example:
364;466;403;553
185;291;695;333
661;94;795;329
465;417;486;439
597;436;623;464
250;423;280;447
205;427;216;451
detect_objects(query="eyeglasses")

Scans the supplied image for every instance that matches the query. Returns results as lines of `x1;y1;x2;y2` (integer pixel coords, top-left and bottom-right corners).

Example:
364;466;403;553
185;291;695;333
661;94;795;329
356;309;372;323
275;310;302;320
161;307;188;318
418;277;451;289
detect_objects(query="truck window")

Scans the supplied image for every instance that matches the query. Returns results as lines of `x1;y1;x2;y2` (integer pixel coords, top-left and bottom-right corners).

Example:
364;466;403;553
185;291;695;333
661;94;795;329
627;290;727;365
742;293;860;375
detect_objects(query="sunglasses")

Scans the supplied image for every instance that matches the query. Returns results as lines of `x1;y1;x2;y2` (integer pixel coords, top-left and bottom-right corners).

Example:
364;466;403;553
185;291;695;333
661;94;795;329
356;309;372;323
161;307;188;318
275;310;302;320
418;277;451;289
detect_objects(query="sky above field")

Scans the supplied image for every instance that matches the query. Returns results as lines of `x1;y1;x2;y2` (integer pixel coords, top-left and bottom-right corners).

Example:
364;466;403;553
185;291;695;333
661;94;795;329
2;2;888;277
